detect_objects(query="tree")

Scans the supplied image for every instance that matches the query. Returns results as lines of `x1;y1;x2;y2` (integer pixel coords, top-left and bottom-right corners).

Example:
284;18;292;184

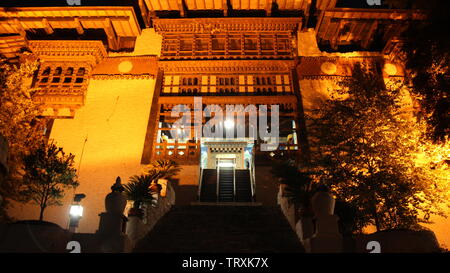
124;171;159;210
271;160;313;208
401;0;450;142
147;159;181;180
306;64;450;232
0;55;46;221
20;141;78;221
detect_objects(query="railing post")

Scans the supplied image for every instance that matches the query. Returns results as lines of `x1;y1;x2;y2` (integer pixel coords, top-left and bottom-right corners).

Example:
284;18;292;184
250;146;256;201
198;168;203;201
233;167;236;202
216;166;220;202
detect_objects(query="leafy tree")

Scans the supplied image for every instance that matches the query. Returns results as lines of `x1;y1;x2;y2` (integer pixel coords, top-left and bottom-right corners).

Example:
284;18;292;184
148;159;181;180
20;141;78;221
306;64;450;232
124;172;157;210
271;160;313;208
400;0;450;142
0;56;46;221
125;160;181;212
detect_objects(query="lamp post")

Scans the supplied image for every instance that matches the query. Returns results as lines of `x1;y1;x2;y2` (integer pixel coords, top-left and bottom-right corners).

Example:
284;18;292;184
69;193;86;233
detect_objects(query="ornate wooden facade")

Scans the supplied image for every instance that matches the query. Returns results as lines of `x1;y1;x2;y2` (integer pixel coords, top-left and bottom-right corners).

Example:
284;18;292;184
29;40;107;118
141;17;303;164
0;0;423;163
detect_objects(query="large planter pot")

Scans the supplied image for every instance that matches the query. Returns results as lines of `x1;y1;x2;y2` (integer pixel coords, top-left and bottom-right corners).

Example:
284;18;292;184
157;179;168;197
311;191;335;216
296;216;315;243
126;207;148;248
126;214;146;247
127;207;144;218
105;191;127;214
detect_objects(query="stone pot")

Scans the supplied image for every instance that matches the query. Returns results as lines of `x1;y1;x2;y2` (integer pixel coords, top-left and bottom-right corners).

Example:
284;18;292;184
127;207;144;218
157;178;168;197
105;191;127;214
126;214;146;247
311;191;335;216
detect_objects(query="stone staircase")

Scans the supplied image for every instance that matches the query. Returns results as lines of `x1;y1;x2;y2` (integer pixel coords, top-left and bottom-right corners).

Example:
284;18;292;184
218;167;234;202
235;170;252;202
133;205;304;253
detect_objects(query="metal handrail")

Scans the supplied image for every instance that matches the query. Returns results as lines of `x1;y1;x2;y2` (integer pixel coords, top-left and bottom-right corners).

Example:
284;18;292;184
197;167;204;201
250;147;256;201
233;166;236;202
216;165;220;202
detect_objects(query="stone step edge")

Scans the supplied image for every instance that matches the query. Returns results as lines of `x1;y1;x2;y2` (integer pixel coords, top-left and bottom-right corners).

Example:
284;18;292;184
189;201;263;207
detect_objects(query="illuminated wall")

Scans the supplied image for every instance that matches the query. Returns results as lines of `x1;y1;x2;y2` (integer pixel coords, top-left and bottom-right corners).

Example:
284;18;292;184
9;77;156;233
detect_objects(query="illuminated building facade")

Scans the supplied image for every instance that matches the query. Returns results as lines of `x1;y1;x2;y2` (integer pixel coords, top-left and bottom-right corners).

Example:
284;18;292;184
3;0;447;246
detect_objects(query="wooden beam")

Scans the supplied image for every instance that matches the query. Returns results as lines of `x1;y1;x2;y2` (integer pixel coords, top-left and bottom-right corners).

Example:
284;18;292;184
74;17;84;35
331;19;344;50
177;0;186;17
42;18;54;35
13;19;26;37
265;0;272;16
223;0;228;16
362;20;378;49
104;18;119;51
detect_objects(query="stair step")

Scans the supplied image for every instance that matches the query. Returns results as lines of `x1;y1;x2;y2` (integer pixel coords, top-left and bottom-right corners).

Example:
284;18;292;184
133;206;305;253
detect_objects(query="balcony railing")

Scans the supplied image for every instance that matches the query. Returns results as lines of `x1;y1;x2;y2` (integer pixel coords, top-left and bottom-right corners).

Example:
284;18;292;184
152;142;200;164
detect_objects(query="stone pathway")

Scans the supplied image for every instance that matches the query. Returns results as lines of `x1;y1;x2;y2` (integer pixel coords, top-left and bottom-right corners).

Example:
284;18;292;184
133;205;305;253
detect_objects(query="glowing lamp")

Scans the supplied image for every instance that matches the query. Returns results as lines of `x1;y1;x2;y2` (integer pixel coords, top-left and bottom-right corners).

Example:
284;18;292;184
70;204;83;217
68;193;86;232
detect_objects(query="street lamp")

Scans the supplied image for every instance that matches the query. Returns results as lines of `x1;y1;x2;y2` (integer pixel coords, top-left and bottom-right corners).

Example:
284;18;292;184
69;193;86;233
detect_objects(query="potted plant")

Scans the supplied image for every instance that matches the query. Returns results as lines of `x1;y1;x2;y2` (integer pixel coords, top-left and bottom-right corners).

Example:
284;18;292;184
123;174;154;218
271;160;315;241
147;160;181;197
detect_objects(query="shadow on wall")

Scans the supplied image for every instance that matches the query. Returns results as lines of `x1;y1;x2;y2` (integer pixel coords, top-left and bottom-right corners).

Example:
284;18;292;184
254;166;279;206
170;178;198;206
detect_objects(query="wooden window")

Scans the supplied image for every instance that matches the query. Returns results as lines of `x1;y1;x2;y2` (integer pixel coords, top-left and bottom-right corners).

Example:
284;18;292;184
216;76;238;94
180;76;201;94
163;37;178;56
244;35;257;50
76;68;85;76
179;36;193;56
54;67;62;76
42;67;51;76
65;67;74;76
229;35;241;56
195;37;209;56
276;34;291;55
212;35;226;55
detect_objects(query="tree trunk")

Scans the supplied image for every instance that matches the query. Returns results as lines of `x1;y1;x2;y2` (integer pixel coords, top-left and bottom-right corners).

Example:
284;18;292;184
39;206;47;221
39;206;45;221
372;205;380;232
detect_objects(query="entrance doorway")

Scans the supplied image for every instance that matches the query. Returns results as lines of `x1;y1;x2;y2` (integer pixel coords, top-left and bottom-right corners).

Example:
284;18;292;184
199;141;254;203
216;158;235;168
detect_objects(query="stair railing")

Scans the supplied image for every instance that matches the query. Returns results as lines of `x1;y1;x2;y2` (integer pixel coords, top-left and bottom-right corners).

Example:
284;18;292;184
233;167;236;202
197;167;204;201
216;166;220;202
250;148;256;201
